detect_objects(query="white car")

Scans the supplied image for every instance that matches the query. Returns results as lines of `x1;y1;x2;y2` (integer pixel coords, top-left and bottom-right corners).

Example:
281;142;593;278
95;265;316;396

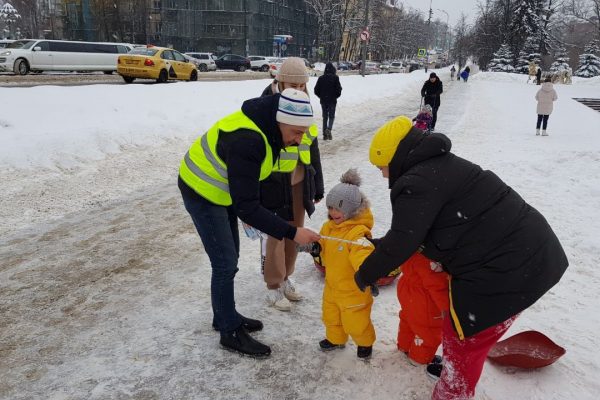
248;56;275;72
268;57;285;78
184;52;217;72
389;61;406;73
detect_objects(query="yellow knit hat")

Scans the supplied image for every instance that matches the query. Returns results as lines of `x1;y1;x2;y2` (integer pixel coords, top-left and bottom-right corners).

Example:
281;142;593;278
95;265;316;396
369;116;413;167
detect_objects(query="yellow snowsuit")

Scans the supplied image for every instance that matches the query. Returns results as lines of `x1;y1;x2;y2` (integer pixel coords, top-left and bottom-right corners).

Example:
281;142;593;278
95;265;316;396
319;208;376;347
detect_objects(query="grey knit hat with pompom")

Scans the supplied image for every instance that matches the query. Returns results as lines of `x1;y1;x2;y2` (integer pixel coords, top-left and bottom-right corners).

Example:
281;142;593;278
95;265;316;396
326;169;368;219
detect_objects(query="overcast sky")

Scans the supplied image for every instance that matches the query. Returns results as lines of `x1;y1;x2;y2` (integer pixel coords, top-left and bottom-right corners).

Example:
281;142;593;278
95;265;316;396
399;0;477;26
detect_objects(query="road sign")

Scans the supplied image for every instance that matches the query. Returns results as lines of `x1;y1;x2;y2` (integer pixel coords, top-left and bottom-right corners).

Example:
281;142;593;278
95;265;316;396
418;48;426;57
360;29;370;42
281;44;287;51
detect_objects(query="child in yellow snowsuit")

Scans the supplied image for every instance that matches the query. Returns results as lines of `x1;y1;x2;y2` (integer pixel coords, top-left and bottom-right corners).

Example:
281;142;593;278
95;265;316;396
314;169;376;359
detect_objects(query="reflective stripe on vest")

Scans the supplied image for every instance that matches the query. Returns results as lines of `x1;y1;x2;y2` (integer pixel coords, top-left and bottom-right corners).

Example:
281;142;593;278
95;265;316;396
179;111;274;206
272;125;318;173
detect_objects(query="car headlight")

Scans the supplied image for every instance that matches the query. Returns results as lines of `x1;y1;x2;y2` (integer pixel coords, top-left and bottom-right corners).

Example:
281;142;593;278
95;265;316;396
0;51;11;56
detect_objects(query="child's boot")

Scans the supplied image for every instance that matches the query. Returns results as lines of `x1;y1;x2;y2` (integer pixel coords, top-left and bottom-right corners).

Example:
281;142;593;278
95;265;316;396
319;339;345;351
426;362;443;381
357;346;373;359
536;128;540;136
542;130;548;136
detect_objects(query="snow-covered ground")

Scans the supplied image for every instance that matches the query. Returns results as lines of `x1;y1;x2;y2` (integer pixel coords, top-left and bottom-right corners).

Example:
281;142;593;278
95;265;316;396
1;70;599;400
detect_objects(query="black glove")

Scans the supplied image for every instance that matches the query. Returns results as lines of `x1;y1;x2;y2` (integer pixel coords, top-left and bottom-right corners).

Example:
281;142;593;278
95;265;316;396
354;270;379;297
366;237;382;248
309;242;321;258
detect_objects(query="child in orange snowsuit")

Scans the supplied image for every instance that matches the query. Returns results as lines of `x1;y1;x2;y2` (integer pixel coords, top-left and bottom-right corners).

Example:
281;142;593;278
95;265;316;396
313;169;376;359
397;252;449;365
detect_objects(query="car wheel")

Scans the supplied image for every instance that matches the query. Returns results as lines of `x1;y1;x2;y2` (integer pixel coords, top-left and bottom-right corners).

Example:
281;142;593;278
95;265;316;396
123;76;135;83
189;70;198;81
237;65;246;72
199;64;207;72
14;59;29;75
157;69;168;83
260;64;269;72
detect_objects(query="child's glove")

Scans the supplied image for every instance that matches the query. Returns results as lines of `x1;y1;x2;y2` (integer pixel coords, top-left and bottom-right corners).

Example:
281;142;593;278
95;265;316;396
296;242;321;256
354;270;379;297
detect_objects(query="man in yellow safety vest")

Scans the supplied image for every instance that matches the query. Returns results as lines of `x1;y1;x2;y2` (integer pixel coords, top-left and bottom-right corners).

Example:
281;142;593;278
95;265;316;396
178;88;320;358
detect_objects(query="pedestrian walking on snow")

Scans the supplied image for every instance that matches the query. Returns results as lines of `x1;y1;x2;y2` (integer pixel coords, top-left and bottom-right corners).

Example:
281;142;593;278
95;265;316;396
314;62;342;140
535;77;558;136
258;57;324;312
420;72;443;131
178;88;320;358
535;66;542;85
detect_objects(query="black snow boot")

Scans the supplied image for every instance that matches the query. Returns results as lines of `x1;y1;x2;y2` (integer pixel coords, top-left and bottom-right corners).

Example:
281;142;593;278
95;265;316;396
213;314;263;333
426;362;443;381
220;326;271;358
357;346;372;359
319;339;345;351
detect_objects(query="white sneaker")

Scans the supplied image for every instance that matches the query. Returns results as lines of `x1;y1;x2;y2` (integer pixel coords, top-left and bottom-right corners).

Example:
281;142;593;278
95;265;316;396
542;130;548;136
536;129;540;136
283;279;303;301
266;288;291;311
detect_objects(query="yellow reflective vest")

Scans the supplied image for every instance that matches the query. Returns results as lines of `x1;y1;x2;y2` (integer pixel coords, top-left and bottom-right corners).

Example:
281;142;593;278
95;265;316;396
179;110;274;206
272;125;318;173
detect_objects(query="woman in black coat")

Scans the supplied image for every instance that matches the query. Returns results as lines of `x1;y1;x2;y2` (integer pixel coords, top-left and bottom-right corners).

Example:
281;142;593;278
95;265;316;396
356;116;568;399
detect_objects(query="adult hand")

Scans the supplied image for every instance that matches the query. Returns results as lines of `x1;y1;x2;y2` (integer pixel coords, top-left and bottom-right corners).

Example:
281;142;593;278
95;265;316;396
294;227;320;245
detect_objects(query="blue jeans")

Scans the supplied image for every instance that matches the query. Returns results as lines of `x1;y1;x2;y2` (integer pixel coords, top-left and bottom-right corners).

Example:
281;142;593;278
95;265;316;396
321;102;336;131
180;188;242;334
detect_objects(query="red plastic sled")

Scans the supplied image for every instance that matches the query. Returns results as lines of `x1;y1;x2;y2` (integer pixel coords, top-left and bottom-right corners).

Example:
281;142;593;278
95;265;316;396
487;330;566;369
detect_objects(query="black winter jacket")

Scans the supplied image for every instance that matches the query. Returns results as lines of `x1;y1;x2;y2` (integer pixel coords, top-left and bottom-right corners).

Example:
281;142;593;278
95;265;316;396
314;63;342;105
357;129;568;338
178;94;297;241
421;78;443;109
258;86;325;221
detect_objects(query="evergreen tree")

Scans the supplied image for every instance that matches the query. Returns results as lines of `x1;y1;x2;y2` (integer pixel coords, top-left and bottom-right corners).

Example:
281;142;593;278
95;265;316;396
488;43;515;72
510;0;542;55
515;34;542;74
550;46;570;72
575;40;600;78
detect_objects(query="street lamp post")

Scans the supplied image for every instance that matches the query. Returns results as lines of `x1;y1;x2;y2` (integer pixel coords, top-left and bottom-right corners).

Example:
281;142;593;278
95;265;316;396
436;9;449;53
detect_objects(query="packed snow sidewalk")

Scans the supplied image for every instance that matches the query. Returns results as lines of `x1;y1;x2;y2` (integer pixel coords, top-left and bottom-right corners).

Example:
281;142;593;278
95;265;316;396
1;72;600;400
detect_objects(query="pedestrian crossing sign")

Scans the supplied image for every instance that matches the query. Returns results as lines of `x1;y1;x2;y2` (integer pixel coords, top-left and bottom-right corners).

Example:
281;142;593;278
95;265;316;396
418;48;426;57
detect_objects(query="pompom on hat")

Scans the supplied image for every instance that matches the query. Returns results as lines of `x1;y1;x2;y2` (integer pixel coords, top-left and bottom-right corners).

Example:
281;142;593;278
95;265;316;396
326;169;368;219
369;116;413;167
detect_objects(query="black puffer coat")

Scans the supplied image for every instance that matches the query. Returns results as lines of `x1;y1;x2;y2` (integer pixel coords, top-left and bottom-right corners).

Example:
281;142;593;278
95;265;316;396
421;78;443;109
357;129;569;338
314;63;342;105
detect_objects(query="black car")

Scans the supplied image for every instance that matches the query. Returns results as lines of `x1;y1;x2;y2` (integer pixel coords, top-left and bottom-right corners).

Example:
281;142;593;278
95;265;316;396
215;54;251;72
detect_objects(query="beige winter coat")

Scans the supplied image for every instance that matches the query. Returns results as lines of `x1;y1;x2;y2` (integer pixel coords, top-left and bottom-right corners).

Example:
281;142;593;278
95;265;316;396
535;82;558;115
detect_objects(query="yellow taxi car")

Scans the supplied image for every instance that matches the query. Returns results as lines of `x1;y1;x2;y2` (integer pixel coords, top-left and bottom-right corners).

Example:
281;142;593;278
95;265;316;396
117;45;198;83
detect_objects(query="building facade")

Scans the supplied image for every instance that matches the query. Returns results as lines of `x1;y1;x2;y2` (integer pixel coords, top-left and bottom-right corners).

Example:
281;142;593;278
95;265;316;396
61;0;317;57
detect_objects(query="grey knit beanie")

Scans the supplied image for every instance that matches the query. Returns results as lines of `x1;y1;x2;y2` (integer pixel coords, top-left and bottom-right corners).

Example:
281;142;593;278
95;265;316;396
326;169;367;219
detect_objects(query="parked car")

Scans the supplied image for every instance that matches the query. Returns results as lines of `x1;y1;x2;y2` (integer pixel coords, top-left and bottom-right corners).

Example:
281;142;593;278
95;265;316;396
0;39;132;75
337;61;351;71
248;55;275;72
379;62;390;72
389;61;406;73
269;57;315;78
185;52;217;72
0;39;15;48
268;57;285;78
364;61;381;74
215;54;251;72
117;45;198;83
